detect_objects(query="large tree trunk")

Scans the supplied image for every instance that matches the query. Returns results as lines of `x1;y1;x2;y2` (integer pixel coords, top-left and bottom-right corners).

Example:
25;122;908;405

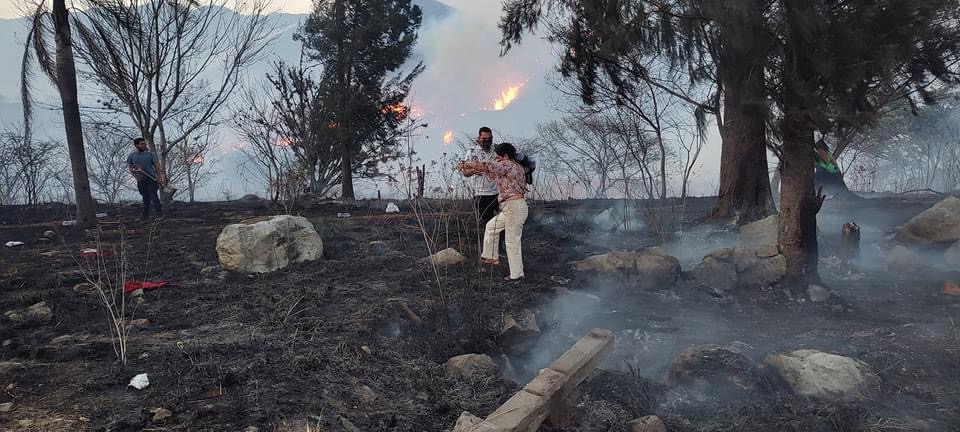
709;76;775;224
53;0;96;227
340;143;355;199
779;0;822;287
707;0;774;225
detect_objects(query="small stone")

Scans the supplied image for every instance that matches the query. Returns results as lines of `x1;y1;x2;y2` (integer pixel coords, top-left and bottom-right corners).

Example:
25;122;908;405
360;346;372;354
627;415;666;432
355;385;379;403
4;384;13;391
2;339;11;347
808;285;831;303
5;302;53;323
0;402;12;412
445;354;498;379
245;427;259;432
128;319;151;328
499;310;541;354
421;248;465;267
73;283;97;294
150;407;172;423
43;230;57;240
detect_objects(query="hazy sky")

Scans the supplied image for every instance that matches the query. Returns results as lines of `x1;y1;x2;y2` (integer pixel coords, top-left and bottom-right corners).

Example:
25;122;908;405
0;0;477;18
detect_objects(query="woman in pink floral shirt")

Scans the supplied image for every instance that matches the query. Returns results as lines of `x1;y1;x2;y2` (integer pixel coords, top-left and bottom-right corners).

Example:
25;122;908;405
457;143;529;281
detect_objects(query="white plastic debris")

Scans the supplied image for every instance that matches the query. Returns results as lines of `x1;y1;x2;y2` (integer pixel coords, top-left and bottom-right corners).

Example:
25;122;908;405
95;213;108;218
61;220;76;226
81;248;99;254
337;212;351;218
129;373;150;390
4;241;24;248
386;203;400;213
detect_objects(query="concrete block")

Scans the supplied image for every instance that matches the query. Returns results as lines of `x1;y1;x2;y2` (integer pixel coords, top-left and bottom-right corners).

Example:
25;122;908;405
549;328;614;390
487;390;546;432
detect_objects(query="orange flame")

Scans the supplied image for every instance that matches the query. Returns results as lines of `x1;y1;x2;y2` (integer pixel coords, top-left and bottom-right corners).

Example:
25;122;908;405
383;102;409;116
276;136;293;147
493;83;526;110
443;130;454;145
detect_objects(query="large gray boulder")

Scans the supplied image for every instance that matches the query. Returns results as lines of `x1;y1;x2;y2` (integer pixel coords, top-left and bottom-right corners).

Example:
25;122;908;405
740;215;779;248
216;215;323;273
692;248;737;292
575;250;681;290
895;197;960;246
886;245;926;273
765;349;879;400
734;247;787;287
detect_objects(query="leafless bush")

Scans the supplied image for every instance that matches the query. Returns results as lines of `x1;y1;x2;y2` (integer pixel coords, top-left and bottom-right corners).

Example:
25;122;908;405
1;131;59;206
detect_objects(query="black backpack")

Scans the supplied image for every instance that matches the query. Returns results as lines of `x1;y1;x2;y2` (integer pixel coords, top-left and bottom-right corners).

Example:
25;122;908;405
516;153;536;184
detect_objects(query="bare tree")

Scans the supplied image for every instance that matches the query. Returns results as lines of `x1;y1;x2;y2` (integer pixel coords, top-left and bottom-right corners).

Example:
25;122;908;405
168;124;218;202
84;122;135;204
233;85;300;202
3;132;59;206
71;0;274;183
0;131;23;205
538;115;631;199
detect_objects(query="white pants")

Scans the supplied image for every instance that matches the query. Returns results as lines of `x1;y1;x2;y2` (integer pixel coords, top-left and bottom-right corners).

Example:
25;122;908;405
481;199;528;279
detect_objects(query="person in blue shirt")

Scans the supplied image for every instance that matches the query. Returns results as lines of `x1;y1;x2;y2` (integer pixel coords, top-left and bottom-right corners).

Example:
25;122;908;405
127;138;164;219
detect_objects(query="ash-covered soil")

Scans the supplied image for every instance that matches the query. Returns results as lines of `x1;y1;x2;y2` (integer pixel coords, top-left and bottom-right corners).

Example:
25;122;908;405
0;196;958;431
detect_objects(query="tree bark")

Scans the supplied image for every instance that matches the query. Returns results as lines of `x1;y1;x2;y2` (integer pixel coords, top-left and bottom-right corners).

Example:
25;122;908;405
779;0;822;287
707;0;775;225
53;0;96;227
709;77;775;224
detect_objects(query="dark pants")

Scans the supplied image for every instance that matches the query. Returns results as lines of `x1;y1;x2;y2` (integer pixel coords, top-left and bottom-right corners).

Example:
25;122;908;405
474;194;499;228
137;178;162;218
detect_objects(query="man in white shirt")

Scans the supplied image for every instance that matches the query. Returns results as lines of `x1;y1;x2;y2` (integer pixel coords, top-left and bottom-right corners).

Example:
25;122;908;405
463;126;499;227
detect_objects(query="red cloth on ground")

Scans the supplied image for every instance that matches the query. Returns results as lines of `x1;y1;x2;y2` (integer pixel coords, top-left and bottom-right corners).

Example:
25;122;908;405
122;280;169;294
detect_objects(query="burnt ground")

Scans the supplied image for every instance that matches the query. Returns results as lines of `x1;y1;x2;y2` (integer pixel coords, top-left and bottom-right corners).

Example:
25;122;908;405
0;196;958;431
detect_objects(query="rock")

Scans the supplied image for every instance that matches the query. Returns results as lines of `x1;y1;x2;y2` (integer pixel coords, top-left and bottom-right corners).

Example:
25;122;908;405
73;282;97;294
808;285;831;302
886;245;925;273
765;349;879;400
499;310;541;354
627;416;666;432
354;385;379;403
453;412;497;432
445;354;498;379
360;345;372;354
216;215;323;273
944;241;960;269
740;215;779;248
896;197;960;245
734;247;787;287
422;248;465;267
238;194;261;202
129;373;150;390
386;202;400;213
43;230;57;240
245;427;259;432
0;402;12;412
666;344;764;394
575;251;681;290
5;302;53;323
693;255;737;293
756;244;780;258
128;319;151;328
150;407;172;423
